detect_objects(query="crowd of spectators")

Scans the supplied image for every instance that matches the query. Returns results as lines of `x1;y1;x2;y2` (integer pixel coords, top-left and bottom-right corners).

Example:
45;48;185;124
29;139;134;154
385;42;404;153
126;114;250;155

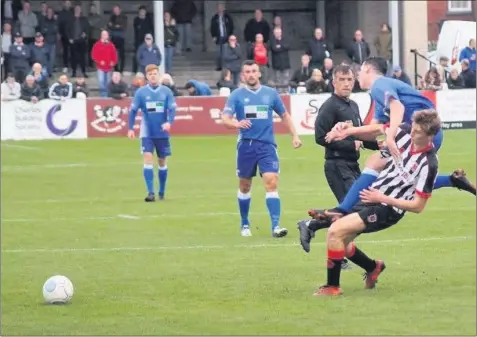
1;0;475;101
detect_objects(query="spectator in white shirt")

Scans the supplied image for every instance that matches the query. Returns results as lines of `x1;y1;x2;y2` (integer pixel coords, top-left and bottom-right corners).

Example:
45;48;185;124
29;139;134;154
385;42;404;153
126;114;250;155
2;22;13;80
1;72;21;100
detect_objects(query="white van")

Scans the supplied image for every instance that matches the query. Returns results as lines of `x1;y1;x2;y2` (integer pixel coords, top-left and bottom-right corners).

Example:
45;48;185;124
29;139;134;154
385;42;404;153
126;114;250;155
428;20;476;70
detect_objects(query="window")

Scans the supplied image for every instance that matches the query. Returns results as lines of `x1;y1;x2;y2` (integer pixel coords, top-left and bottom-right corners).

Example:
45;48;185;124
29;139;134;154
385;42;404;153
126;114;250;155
447;0;473;13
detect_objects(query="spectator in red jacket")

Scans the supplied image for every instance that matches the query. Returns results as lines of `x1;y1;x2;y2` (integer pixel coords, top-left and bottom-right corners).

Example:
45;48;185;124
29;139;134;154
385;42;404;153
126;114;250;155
91;30;118;97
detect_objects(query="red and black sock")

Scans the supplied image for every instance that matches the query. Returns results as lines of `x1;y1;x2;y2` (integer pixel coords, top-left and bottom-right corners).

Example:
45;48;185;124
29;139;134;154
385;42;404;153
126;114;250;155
327;249;344;286
346;243;376;273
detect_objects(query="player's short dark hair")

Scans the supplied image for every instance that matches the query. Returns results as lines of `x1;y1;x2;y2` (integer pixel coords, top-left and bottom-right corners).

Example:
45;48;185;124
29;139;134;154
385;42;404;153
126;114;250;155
412;109;441;136
333;64;354;78
242;60;258;69
185;82;194;90
363;57;388;75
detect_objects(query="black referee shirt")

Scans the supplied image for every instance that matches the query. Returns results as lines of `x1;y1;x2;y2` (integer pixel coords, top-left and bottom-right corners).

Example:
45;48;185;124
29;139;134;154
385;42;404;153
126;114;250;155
315;93;379;161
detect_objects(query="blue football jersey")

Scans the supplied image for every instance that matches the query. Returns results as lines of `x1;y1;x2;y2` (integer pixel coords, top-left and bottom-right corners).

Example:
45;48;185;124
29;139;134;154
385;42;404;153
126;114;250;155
128;84;177;139
223;86;286;144
371;77;435;124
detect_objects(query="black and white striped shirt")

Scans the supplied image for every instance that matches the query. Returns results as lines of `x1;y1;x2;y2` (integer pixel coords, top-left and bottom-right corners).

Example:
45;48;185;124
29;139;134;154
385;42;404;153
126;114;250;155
372;124;439;214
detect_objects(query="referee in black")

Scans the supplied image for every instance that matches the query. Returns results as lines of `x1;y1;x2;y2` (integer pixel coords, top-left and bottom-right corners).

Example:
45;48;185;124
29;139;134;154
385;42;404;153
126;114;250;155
315;64;380;203
312;64;380;269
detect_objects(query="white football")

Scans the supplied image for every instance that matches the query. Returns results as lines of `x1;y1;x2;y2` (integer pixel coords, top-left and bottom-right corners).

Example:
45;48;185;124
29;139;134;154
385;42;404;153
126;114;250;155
42;275;74;304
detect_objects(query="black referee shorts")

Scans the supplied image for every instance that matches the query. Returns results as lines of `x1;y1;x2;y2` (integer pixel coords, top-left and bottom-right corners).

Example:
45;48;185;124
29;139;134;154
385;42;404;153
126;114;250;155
324;159;361;203
352;203;405;234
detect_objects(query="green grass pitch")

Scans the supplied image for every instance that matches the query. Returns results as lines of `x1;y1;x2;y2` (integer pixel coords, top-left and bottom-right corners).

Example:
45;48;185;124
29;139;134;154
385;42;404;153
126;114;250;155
1;131;476;335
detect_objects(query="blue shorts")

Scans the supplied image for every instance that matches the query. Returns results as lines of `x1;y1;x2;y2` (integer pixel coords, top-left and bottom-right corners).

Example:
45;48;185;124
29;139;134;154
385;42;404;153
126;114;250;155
236;140;279;178
141;138;171;158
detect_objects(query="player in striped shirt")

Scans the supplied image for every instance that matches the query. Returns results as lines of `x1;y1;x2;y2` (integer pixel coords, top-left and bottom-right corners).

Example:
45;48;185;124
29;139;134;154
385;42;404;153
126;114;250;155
300;109;440;296
313;57;474;223
128;64;176;202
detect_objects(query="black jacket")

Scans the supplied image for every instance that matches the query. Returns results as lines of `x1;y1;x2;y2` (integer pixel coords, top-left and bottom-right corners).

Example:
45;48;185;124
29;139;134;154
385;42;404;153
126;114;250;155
1;0;23;22
9;43;30;70
306;79;327;94
170;0;197;24
164;24;179;47
66;16;89;42
306;38;331;68
447;75;465;89
315;93;378;161
134;15;154;47
57;8;74;36
20;83;42;101
244;19;270;43
269;35;290;70
347;39;370;64
108;81;129;99
289;67;312;88
461;68;476;88
210;13;234;44
221;44;242;73
38;16;59;44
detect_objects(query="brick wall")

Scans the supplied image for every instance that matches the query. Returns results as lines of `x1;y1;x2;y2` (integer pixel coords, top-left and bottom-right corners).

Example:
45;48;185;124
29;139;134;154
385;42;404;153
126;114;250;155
427;1;476;42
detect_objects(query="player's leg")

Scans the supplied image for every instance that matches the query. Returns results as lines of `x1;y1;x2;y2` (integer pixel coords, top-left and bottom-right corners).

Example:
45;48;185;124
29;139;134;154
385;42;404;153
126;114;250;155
258;143;287;238
236;141;257;236
155;138;172;200
238;178;253;236
432;130;476;194
309;152;387;221
314;213;364;296
334;152;386;213
141;138;156;202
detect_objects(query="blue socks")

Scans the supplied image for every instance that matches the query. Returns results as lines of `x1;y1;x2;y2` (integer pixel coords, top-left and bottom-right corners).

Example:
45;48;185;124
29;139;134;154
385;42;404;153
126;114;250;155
143;164;154;194
158;166;168;197
433;175;452;189
338;168;379;213
144;164;168;196
237;191;251;227
265;191;281;230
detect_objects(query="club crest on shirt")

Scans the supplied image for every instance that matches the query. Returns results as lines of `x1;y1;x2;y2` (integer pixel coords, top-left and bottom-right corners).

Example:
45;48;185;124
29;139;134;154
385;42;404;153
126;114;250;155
367;214;377;223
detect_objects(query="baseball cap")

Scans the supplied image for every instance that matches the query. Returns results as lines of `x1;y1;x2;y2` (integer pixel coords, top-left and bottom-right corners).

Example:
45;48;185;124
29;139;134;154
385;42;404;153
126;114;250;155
14;32;22;38
145;33;153;40
35;32;43;37
392;65;402;72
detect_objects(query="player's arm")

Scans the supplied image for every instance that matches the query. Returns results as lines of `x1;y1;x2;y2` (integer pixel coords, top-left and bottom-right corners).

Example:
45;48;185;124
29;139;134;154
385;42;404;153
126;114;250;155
166;89;177;124
128;91;142;131
221;93;237;128
380;194;429;214
327;123;385;143
345;124;385;141
281;111;299;139
273;92;301;145
372;84;404;142
361;162;437;214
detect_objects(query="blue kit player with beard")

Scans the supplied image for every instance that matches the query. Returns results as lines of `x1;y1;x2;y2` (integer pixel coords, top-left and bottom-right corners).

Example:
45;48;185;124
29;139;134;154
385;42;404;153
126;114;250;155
222;60;302;237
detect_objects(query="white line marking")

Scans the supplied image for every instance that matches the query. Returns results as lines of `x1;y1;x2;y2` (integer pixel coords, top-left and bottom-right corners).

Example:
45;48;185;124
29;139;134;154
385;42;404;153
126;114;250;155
3;190;331;204
0;157;319;172
1;236;473;254
117;214;140;220
1;143;40;150
2;207;471;224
